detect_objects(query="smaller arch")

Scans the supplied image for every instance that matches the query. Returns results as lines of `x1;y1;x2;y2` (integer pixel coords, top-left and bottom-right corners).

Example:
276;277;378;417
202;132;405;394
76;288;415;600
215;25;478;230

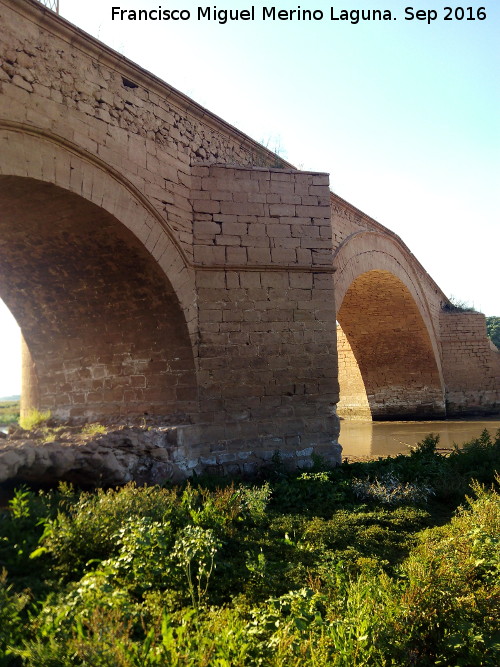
337;270;446;419
334;232;446;420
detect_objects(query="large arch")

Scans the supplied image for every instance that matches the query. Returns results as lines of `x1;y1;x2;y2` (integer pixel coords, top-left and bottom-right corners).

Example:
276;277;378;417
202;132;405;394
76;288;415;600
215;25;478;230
0;123;196;329
334;232;446;420
0;127;198;422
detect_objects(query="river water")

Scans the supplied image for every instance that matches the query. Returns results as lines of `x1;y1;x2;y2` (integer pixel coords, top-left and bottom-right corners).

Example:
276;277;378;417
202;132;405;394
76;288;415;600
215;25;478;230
339;418;500;460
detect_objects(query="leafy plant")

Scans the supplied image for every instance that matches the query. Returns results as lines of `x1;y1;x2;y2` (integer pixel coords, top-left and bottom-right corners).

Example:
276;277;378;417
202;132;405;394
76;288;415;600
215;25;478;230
0;569;29;663
172;525;220;608
36;484;185;578
105;516;175;594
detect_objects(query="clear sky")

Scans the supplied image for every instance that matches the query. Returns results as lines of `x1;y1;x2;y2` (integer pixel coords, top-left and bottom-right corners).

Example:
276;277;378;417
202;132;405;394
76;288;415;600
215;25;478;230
0;0;498;397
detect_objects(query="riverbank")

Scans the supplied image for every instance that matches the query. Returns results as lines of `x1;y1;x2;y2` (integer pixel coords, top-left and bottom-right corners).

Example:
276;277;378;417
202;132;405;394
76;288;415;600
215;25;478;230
0;399;19;429
0;429;499;665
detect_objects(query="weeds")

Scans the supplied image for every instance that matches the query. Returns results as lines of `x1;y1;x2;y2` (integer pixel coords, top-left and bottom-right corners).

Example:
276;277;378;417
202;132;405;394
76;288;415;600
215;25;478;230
352;472;434;505
81;423;107;436
19;408;51;431
0;431;498;665
172;525;220;608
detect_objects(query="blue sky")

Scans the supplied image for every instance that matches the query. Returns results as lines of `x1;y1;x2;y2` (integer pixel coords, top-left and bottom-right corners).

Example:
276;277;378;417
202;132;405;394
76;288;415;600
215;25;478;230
1;0;498;396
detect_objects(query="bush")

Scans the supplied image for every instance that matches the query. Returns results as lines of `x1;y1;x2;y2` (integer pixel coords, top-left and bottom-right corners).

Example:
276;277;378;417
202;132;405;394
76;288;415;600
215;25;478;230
0;569;29;665
18;409;51;431
389;479;500;665
37;484;185;578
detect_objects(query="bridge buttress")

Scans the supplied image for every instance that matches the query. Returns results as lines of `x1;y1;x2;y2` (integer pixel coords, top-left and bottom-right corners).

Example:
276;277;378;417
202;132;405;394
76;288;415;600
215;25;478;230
182;164;341;472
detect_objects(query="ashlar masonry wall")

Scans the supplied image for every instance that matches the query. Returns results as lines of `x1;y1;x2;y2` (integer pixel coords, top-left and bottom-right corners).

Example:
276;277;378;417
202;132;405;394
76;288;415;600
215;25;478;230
440;311;500;416
167;164;342;475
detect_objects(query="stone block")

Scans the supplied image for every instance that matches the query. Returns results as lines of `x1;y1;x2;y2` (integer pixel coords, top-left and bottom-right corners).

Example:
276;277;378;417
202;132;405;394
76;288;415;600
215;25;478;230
269;204;295;217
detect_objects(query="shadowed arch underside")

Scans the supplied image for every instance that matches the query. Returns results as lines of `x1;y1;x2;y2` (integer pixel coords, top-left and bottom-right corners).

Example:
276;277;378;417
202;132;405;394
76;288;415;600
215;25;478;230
0;176;198;421
337;270;445;420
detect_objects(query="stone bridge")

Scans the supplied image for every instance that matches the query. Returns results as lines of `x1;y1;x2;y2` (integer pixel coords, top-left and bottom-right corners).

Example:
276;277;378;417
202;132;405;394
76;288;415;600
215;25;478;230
0;0;498;473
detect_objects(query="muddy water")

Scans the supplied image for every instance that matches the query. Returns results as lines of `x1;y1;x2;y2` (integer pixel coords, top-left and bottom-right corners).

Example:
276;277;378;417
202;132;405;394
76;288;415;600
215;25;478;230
339;418;500;460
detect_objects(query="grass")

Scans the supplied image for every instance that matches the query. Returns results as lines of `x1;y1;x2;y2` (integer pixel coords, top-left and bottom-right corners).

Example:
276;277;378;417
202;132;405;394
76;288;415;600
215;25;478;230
0;400;19;427
0;430;498;665
81;422;107;436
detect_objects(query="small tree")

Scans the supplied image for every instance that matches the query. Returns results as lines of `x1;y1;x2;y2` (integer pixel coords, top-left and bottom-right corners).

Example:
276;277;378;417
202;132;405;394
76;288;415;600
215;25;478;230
486;316;500;348
442;296;477;312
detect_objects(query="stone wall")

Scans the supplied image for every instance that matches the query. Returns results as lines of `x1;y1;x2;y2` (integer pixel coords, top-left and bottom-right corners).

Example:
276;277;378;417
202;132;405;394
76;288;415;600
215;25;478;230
440;311;500;416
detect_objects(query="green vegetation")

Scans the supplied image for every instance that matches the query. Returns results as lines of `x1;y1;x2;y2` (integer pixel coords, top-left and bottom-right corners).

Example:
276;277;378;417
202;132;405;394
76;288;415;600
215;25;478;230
81;422;107;437
442;296;477;312
0;431;499;665
0;401;19;427
18;409;51;431
486;316;500;349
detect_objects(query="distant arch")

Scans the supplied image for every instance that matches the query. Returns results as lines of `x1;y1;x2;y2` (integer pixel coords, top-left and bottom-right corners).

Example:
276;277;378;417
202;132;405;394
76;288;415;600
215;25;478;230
334;232;445;419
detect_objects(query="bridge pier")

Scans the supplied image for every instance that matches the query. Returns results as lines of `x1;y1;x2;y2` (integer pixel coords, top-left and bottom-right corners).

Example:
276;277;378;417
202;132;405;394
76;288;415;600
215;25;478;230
20;336;39;418
190;165;341;469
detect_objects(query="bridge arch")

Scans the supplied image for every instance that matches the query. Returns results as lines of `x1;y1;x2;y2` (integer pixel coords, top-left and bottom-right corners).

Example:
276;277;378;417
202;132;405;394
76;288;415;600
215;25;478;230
0;126;198;421
333;231;446;420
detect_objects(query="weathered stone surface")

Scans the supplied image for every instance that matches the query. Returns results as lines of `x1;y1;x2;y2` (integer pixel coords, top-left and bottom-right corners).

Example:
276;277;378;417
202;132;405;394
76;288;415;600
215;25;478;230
0;424;343;486
0;427;186;486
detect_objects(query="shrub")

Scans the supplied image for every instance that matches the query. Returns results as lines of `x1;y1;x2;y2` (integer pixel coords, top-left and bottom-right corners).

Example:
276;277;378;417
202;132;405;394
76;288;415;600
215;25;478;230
37;484;185;578
0;486;56;584
19;408;51;431
104;516;176;594
0;569;29;664
390;479;500;665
